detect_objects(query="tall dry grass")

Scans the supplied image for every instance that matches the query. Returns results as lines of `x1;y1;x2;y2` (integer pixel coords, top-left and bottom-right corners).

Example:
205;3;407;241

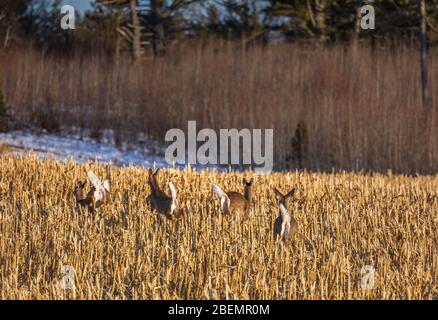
1;43;438;173
0;156;436;299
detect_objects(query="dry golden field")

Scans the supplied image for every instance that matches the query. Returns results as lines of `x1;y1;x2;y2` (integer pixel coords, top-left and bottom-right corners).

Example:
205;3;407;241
0;156;436;300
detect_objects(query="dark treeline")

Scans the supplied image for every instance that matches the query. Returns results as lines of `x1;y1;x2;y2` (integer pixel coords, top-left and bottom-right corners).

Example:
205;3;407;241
1;1;438;57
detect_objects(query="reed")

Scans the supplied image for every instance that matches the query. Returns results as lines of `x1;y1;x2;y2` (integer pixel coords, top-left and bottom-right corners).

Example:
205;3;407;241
1;43;438;173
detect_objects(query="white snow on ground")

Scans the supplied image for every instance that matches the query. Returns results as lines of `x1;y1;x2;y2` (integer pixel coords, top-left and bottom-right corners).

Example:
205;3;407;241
0;130;171;168
0;130;249;171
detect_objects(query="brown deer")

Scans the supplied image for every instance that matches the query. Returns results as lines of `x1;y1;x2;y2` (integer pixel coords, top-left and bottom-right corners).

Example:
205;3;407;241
211;178;253;217
147;168;184;219
73;166;111;211
273;188;298;244
73;180;90;210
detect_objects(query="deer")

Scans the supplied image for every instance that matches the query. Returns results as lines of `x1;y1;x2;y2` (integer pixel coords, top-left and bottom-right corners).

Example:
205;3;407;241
211;178;253;217
273;188;298;244
147;168;184;219
73;166;111;212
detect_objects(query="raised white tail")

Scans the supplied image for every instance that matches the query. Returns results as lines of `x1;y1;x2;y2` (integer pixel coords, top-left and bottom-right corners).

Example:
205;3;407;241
88;170;102;188
168;181;178;214
103;180;110;192
212;183;230;212
87;170;110;202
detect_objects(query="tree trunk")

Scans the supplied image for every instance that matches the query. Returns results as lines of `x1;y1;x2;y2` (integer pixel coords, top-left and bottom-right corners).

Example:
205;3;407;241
115;14;121;66
130;0;141;62
420;0;428;108
307;0;327;42
315;0;327;41
351;0;362;55
153;21;166;57
3;25;11;49
151;0;167;57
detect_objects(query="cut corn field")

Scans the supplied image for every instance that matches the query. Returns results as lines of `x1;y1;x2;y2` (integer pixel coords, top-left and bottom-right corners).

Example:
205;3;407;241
0;156;436;300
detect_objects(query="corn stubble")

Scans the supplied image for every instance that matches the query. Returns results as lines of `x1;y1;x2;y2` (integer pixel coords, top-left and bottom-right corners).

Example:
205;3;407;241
0;156;436;300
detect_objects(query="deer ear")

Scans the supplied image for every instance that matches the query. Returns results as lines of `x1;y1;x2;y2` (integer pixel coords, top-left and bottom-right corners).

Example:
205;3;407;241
81;181;87;188
273;188;284;200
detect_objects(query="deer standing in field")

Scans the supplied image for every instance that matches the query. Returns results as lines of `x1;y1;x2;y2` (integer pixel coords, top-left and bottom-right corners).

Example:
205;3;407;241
73;180;89;210
147;168;184;219
273;188;298;244
211;178;253;217
73;166;111;212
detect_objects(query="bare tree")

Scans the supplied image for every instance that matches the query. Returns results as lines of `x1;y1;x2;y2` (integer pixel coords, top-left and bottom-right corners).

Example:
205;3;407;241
98;0;142;61
130;0;142;61
0;0;29;48
99;0;197;58
146;0;197;56
351;0;363;55
420;0;428;108
306;0;328;42
149;0;168;56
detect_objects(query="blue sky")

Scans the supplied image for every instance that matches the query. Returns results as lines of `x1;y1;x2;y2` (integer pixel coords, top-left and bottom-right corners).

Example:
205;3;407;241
62;0;93;13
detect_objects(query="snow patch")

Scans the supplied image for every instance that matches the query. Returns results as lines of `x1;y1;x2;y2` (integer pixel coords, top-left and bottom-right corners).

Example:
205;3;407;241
0;130;168;168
